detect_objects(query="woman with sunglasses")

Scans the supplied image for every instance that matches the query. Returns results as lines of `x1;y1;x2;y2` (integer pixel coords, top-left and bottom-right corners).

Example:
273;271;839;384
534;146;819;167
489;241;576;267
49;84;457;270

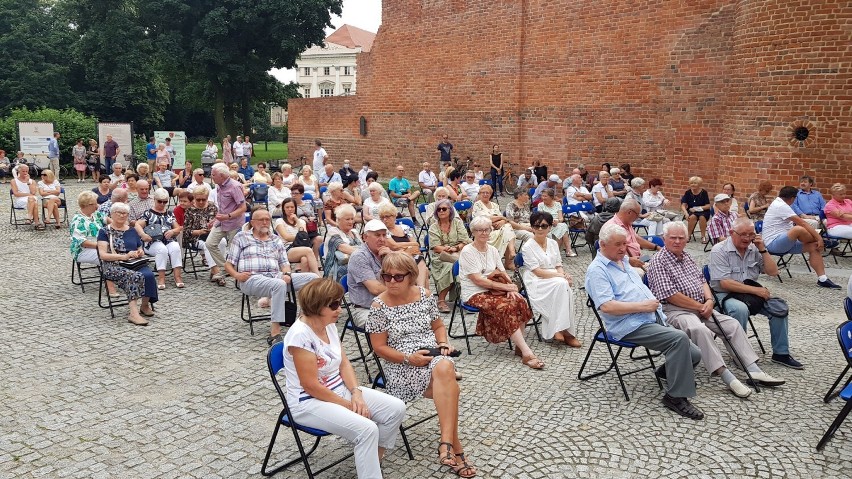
282;278;406;479
135;188;184;289
323;203;362;280
272;198;320;275
367;252;475;478
458;216;541;369
520;211;580;347
428;199;471;313
37;169;64;228
290;183;323;263
537;188;577;257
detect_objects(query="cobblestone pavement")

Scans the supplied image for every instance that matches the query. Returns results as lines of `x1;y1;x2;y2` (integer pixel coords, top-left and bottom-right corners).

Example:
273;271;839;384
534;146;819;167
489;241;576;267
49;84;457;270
1;183;851;479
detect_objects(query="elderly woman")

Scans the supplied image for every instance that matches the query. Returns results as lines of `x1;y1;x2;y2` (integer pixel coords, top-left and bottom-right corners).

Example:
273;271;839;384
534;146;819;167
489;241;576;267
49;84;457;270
298;165;319;197
642;178;680;235
136;162;152;183
591;171;613;212
378;202;430;290
323;203;362;280
322;181;347;228
504;189;534;243
136;189;184;288
291;183;323;262
609;167;628;198
279;163;297;187
459;216;541;369
825;183;852;239
520;211;580;347
182;184;224;282
70;191;107;265
252;162;272;184
123;173;139;201
424;186;453;223
97;202;158;325
472;184;517;267
92;176;112;205
363;182;393;222
37;169;63;228
343;178;363;207
11;165;43;229
747;180;772;220
627;177;657;235
267;172;290;216
153;161;178;197
537;188;577;257
282;278;406;479
273;198;321;275
429;199;471;313
367;253;475;478
721;183;739;214
228;162;247;184
681;176;712;243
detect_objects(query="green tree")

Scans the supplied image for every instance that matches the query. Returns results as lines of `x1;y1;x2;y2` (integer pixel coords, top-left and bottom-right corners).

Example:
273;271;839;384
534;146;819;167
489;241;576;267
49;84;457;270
0;107;98;160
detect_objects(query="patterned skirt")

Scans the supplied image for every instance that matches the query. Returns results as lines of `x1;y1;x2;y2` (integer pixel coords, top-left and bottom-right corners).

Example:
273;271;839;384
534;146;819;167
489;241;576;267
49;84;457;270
466;292;532;344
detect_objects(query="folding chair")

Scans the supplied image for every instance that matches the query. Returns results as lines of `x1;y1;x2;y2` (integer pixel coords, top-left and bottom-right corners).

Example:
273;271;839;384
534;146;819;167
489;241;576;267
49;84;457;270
703;265;766;354
512;252;543;342
261;342;355;477
339;275;373;381
823;300;852;404
41;187;68;226
577;296;663;401
815;317;852;451
447;261;479;354
182;242;210;280
395;217;418;242
249;183;269;209
417;203;429;237
753;220;804;283
9;189;30;228
564;202;594;250
643;235;664;249
240;285;271;336
71;258;101;293
96;256;130;319
820;211;850;264
454;201;472;231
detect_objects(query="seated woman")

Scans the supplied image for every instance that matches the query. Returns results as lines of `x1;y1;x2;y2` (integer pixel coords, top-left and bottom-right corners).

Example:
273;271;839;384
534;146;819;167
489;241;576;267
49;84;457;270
428;199;471;313
825;183;852;239
342;177;363;208
641;178;680;235
472;184;517;268
362;182;392;223
520;211;580;347
267;172;290;216
747;180;772;221
291;183;323;263
135;189;184;289
135;162;152;184
424;186;456;224
153;161;178;197
182;184;223;282
251;162;272;184
283;278;406;479
70;191;107;266
298;165;320;204
123;173;140;201
458;216;541;369
504;189;534;243
377;202;430;291
367;252;476;478
92;176;112;205
37;169;63;228
97;202;158;325
445;170;468;202
323;203;362;280
177;162;194;189
273;198;321;275
680;176;712;243
590;171;612;212
279;163;297;187
361;171;390;201
536;188;577;257
11;165;43;229
722;182;739;215
322;181;348;228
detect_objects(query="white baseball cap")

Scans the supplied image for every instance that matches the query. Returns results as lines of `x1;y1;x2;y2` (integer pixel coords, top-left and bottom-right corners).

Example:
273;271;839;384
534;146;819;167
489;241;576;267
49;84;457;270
364;219;388;232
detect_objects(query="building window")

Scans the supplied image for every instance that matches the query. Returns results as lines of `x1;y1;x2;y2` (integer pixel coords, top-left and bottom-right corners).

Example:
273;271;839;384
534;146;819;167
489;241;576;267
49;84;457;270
303;67;310;76
343;87;351;94
302;85;311;97
321;88;334;97
323;67;330;76
344;66;351;76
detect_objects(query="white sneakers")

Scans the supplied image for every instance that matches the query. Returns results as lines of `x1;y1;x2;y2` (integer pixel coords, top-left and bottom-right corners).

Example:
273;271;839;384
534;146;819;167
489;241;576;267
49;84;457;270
728;378;753;398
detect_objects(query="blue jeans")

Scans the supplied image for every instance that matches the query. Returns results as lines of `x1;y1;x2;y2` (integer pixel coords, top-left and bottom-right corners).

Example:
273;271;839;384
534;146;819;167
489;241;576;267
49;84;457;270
104;156;115;173
718;292;789;355
490;168;503;195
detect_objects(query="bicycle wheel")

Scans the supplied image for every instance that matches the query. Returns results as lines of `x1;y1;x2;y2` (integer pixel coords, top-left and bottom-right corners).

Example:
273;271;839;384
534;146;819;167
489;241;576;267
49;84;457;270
482;171;492;183
503;173;517;194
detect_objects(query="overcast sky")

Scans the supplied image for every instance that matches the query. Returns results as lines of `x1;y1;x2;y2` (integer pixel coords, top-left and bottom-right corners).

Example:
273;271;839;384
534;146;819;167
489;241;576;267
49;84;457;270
270;0;382;84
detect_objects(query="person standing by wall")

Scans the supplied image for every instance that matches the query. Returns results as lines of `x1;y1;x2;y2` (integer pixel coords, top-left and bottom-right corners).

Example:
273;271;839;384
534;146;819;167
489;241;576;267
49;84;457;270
102;135;120;173
490;144;504;197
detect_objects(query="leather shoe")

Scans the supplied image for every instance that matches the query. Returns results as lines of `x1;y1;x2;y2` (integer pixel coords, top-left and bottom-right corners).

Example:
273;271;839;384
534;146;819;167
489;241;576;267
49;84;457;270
728;378;752;398
654;364;667;381
771;354;804;370
662;394;704;420
747;371;785;387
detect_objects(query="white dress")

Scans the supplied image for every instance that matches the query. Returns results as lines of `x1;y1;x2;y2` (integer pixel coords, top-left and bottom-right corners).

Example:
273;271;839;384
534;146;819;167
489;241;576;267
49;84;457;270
520;238;575;339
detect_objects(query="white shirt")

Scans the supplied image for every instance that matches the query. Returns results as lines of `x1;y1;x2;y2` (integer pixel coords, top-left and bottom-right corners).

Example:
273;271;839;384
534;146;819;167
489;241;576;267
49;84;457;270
203;144;218;157
233;141;244;157
762;197;797;245
37;180;62;199
313;148;327;172
243;142;253;156
418;170;438;188
517;175;538;190
358;166;372;184
460;181;480;199
458;243;504;303
564;185;590;205
282;320;344;407
280;173;297;187
591;183;611;207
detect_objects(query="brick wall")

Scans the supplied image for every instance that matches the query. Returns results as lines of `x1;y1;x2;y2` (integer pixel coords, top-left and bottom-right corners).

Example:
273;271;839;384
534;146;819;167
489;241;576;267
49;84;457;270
290;0;851;199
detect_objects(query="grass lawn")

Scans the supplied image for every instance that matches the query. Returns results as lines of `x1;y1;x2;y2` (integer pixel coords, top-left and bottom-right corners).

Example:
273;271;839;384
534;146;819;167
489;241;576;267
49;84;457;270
185;142;288;163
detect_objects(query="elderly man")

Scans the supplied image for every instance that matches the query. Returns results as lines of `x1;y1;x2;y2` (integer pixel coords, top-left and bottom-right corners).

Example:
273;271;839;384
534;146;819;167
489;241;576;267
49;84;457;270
763;186;840;289
318;163;342;189
459;170;481;199
532;174;560;204
563;174;593;205
347;220;391;327
792;175;825;228
606;198;662;273
586;222;704;420
708;193;737;243
225;207;318;345
108;162;125;190
205;163;247;285
128;180;153;224
418;162;439;202
388;165;420;220
517;168;538;192
709;217;804;369
648;222;784;398
98;186;128;217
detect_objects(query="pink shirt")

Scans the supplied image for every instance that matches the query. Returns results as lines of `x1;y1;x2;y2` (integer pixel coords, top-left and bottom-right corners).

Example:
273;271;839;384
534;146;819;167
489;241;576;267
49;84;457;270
824;198;852;229
216;178;247;231
609;214;641;258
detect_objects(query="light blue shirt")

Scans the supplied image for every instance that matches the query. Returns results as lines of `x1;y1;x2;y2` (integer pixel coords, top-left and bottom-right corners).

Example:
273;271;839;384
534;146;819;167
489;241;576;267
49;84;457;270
48;138;59;158
792;189;826;216
585;253;666;341
319;171;342;185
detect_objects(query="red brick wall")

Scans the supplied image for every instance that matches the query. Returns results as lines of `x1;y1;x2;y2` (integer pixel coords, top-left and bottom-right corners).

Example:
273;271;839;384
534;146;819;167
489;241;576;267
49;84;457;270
290;0;851;199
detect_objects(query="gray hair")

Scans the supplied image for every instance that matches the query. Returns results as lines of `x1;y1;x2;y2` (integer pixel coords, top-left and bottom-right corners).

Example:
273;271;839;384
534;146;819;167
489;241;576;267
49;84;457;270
113;162;123;170
194;184;210;197
630;177;645;189
432;199;456;222
662;221;688;237
610;167;620;175
211;163;229;176
193;168;204;176
469;216;493;232
541;188;556;199
77;190;98;208
152;188;170;201
619;197;641;213
327;181;344;194
731;217;755;233
335;203;356;219
599;222;628;244
110;201;130;215
368;182;384;193
110;187;128;201
434;186;449;197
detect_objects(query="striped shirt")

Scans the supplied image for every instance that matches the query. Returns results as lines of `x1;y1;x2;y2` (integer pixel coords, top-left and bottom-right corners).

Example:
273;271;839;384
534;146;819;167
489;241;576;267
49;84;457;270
226;229;289;277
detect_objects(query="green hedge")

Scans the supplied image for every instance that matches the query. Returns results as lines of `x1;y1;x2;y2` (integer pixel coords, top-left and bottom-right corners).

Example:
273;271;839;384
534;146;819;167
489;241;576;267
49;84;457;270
0;107;98;161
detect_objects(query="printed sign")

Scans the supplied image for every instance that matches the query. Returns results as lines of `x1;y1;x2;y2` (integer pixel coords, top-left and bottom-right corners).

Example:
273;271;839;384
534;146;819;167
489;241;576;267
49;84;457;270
154;131;187;171
17;121;54;159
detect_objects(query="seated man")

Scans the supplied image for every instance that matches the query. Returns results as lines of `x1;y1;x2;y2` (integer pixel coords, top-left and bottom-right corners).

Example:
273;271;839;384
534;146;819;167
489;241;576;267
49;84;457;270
98;186;128;217
388;165;420;220
517;168;538;192
605;198;662;274
532;174;560;205
128;180;153;225
563;174;593;205
709;217;804;369
318;163;342;189
586;222;704;420
792;175;825;229
648;221;784;398
418;162;439;203
762;186;840;289
347;220;390;327
225;207;318;345
459;171;481;199
707;193;737;243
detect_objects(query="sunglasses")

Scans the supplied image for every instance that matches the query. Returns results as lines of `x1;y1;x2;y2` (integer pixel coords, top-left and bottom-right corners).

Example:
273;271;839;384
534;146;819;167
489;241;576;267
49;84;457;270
327;299;342;310
532;223;551;229
156;200;168;204
380;272;410;283
436;207;449;212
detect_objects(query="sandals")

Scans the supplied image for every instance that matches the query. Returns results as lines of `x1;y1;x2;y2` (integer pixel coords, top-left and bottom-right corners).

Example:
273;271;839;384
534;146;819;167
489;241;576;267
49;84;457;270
209;273;226;287
438;442;456;468
157;283;166;290
515;346;544;369
140;309;155;318
128;316;149;326
554;332;582;348
566;251;578;257
437;300;451;313
175;282;185;289
34;223;46;231
453;452;477;478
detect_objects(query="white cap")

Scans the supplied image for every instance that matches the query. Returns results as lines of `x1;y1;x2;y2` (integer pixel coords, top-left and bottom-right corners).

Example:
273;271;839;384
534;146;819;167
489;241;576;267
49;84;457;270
363;219;388;232
548;174;560;182
714;193;731;203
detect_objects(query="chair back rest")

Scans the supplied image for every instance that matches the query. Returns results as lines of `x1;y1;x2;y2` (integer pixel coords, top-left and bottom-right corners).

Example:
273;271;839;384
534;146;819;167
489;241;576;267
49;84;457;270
514;251;524;268
319;243;325;259
418;203;427;213
423;235;430;248
452;261;460;278
754;220;763;233
320;186;328;195
454;201;472;212
563;202;593;215
702;265;711;283
644;235;665;249
478;179;491;186
303;192;313;201
341;274;349;293
396;218;415;229
528;187;536;197
845;297;852;322
839;318;852;364
251;183;269;202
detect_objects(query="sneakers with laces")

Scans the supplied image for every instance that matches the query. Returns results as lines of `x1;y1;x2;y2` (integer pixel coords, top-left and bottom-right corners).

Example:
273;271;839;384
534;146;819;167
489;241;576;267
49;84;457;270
817;278;841;289
771;354;804;370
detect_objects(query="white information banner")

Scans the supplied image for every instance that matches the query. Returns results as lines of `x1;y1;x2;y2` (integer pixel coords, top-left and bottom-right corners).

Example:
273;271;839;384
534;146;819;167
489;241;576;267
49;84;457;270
17;121;54;159
154;131;187;170
97;122;134;164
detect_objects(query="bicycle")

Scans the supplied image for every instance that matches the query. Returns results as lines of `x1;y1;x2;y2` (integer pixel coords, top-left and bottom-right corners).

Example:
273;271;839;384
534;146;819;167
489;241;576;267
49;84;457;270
502;162;519;195
451;156;472;178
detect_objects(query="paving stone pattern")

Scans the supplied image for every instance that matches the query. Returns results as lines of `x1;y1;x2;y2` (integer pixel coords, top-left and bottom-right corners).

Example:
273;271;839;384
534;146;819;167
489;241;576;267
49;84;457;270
1;183;851;478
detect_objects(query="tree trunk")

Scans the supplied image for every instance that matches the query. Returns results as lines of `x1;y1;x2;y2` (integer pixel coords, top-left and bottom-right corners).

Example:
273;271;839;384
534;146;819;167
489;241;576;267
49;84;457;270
224;100;236;136
213;81;226;139
241;89;252;138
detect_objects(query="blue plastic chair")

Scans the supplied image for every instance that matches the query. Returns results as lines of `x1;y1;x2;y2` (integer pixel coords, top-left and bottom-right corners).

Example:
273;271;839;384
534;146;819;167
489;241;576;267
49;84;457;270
447;261;480;354
302;192;314;202
478;179;491;186
564;202;594;249
319;186;328;196
339;275;372;381
702;265;765;354
643;235;665;249
816;316;852;450
261;342;354;477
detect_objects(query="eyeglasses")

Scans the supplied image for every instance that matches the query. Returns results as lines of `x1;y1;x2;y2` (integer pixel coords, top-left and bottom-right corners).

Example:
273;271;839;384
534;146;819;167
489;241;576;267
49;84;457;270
436;207;449;212
472;228;491;233
40;173;48;177
156;200;168;204
531;223;551;230
327;299;342;310
113;211;129;216
380;214;395;219
732;231;756;239
380;272;410;283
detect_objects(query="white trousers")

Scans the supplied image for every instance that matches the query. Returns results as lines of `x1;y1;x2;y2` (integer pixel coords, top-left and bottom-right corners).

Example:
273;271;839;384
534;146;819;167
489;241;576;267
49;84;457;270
76;248;100;265
145;241;182;271
191;239;215;267
827;224;852;239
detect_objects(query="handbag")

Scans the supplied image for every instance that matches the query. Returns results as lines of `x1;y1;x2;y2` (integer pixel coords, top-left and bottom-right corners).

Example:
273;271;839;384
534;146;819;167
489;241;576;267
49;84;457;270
143;223;168;243
283;300;297;327
724;279;768;315
439;251;459;263
108;227;151;271
291;231;313;248
305;219;318;233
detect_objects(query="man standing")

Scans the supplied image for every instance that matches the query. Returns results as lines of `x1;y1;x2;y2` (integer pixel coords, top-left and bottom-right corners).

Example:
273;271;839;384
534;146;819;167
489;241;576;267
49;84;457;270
225;207;318;345
762;186;840;289
586;222;704;420
347;220;390;327
388;165;420;220
47;132;61;175
709;217;804;369
437;134;453;167
707;193;737;242
232;136;245;163
313;140;328;173
792;175;826;229
318;163;342;189
146;137;157;170
205;163;247;285
647;221;784;399
418;162;438;202
102;135;120;173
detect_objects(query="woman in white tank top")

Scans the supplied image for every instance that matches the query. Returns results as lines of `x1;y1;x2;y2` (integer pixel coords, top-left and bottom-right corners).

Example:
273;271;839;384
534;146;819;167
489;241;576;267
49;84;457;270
11;166;43;229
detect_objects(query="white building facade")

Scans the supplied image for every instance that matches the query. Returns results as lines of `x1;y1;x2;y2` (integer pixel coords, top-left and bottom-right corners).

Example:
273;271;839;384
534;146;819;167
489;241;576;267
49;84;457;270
295;25;376;99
